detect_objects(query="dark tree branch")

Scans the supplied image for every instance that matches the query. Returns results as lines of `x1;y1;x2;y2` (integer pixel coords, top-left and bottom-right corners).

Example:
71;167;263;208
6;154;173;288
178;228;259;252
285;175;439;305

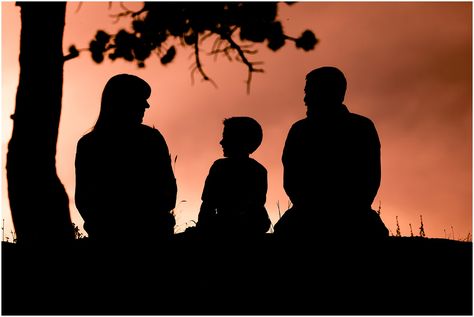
220;31;264;94
80;2;318;92
109;2;146;24
199;31;213;44
209;46;233;61
74;2;83;13
210;37;233;62
63;47;89;62
191;33;217;88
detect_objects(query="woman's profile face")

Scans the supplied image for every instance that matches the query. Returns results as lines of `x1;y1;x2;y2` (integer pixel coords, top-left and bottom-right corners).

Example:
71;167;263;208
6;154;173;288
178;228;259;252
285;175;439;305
108;89;151;126
127;97;150;125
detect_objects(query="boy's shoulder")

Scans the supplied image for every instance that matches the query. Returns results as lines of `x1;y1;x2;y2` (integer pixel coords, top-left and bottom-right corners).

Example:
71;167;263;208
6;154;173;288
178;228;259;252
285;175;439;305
211;157;267;173
248;157;267;172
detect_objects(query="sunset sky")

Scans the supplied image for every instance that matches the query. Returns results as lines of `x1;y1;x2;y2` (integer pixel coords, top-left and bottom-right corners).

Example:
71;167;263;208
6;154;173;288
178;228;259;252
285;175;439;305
1;2;472;240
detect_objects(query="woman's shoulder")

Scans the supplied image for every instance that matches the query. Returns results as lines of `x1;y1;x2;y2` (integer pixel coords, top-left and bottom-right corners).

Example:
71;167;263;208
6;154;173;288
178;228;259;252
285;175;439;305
138;124;162;135
136;124;167;142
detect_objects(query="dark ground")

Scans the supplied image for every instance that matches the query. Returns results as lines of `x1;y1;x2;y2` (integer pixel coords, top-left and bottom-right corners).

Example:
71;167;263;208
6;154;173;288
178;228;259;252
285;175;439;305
2;234;472;315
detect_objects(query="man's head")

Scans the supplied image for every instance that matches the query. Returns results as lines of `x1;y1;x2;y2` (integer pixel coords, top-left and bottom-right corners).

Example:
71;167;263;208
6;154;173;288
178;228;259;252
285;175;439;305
304;66;347;115
220;117;263;157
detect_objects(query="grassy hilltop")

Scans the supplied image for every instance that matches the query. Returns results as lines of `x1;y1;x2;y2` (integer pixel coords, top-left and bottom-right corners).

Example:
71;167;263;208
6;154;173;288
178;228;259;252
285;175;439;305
2;234;472;315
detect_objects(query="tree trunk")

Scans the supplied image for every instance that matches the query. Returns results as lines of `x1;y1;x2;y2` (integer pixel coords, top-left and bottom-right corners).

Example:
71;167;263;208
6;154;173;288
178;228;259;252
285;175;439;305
7;2;74;244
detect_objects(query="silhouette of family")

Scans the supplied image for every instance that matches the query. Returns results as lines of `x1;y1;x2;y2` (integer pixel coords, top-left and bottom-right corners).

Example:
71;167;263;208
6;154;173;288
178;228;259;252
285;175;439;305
75;67;388;243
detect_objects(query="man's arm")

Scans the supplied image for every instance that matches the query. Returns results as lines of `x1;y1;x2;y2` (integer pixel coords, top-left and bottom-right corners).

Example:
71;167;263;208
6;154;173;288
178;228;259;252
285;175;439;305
282;124;307;206
366;121;381;207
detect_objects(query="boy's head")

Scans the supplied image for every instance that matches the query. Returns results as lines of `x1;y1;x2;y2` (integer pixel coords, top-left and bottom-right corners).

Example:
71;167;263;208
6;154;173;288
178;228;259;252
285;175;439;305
220;117;263;157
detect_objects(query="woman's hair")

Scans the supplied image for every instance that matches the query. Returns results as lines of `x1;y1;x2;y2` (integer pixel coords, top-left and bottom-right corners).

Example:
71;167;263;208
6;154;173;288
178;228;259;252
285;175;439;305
94;74;151;130
223;116;263;154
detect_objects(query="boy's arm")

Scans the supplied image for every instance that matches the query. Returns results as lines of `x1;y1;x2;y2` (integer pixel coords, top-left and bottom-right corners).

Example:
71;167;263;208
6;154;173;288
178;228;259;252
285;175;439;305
257;167;271;233
197;162;219;229
255;166;268;206
366;121;381;208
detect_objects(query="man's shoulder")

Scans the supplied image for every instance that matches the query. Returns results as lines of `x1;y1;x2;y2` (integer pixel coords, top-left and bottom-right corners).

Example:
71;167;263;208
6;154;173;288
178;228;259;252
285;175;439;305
348;112;375;126
211;157;227;166
349;112;376;131
288;118;311;134
291;118;310;128
347;112;379;140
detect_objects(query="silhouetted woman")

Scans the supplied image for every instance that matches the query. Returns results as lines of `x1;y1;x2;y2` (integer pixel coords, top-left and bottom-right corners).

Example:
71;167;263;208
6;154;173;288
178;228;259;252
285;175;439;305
75;74;177;242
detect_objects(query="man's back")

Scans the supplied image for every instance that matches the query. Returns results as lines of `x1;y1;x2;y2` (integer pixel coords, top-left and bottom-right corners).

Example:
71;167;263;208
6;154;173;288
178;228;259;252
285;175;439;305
275;66;387;240
282;105;381;210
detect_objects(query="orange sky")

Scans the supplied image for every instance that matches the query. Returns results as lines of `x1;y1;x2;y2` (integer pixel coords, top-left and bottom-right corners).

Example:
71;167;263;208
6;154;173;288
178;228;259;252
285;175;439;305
1;2;472;240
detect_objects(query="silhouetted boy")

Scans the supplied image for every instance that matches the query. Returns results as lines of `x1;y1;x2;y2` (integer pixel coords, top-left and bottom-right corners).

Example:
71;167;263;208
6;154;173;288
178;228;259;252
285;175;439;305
75;74;177;243
275;66;388;240
197;117;271;238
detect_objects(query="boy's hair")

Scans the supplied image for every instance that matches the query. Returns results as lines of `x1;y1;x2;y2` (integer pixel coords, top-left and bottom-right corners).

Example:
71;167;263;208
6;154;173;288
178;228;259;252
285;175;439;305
223;117;263;154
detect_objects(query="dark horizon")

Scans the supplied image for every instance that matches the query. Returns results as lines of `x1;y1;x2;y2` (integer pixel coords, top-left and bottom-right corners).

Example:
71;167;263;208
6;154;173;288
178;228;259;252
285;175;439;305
2;2;472;240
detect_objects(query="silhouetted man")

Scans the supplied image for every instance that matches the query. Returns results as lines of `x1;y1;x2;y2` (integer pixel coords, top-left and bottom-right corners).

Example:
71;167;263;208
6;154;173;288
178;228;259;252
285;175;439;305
75;74;177;243
275;66;387;240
